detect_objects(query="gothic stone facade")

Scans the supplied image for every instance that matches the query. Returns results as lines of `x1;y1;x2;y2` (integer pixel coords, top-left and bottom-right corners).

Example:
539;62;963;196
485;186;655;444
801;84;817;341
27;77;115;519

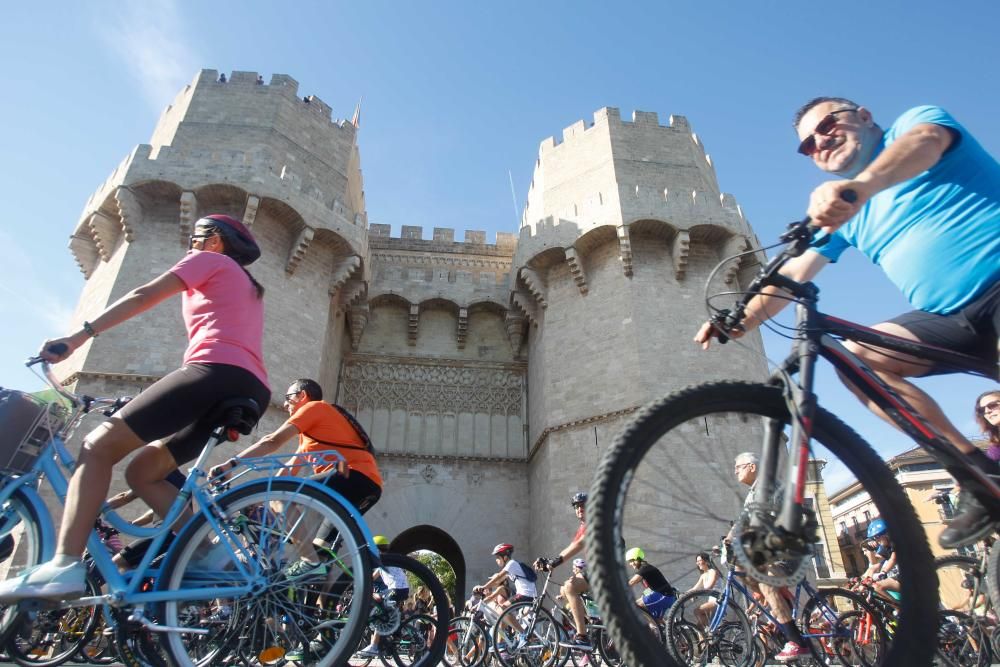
61;69;769;594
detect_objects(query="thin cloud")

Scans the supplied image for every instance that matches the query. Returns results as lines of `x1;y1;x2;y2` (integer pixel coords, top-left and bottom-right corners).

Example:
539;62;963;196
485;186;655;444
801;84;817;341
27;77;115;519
94;0;201;110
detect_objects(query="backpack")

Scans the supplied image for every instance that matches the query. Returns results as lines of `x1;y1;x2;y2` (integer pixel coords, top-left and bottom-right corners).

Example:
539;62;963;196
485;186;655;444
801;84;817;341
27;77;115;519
303;403;376;454
512;560;537;584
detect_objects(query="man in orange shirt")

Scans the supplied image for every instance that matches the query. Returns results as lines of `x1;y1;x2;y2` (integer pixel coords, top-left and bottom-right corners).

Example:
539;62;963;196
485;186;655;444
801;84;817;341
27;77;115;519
213;378;382;579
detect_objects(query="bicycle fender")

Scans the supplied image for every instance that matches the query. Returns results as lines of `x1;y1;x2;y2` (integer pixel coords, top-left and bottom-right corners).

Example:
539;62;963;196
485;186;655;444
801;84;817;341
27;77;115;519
0;484;55;562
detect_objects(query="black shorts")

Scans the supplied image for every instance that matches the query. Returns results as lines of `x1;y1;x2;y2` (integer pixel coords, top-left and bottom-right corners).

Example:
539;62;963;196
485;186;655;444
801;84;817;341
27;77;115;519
116;363;271;465
319;471;382;515
888;279;1000;376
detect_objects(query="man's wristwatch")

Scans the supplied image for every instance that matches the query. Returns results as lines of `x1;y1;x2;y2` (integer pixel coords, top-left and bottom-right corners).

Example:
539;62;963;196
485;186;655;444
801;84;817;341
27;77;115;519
549;555;564;568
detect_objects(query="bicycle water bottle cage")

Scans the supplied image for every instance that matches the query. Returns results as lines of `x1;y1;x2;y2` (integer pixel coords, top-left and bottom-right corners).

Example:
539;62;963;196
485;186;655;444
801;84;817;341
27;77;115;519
204;397;261;440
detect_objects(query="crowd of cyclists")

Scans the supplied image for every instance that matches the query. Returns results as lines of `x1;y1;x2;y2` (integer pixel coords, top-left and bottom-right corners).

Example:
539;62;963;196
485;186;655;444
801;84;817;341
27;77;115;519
1;92;999;666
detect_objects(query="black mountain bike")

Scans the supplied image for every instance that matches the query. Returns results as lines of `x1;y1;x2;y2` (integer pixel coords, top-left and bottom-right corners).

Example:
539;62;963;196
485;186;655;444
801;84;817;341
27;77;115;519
586;199;1000;667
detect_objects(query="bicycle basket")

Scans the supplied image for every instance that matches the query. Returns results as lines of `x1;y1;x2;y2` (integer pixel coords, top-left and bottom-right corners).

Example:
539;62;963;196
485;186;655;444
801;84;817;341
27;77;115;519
0;389;65;473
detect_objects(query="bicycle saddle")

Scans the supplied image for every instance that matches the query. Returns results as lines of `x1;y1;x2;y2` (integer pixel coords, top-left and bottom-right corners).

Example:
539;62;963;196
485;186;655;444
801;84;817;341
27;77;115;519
205;397;261;435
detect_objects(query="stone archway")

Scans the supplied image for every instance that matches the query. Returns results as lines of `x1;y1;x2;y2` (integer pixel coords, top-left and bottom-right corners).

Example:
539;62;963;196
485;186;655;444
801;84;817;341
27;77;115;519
390;525;466;602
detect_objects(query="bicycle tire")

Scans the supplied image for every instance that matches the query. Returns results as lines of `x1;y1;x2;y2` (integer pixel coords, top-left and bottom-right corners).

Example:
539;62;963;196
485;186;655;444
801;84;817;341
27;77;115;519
373;554;450;667
0;488;47;647
157;478;373;667
446;615;490;667
586;381;938;667
936;555;989;616
5;572;101;667
937;609;990;667
491;601;565;667
664;589;753;666
798;587;886;666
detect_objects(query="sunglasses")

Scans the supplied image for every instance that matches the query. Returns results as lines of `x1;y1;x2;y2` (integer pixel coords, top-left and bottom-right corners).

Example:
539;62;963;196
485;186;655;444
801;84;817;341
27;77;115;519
284;390;301;401
978;399;1000;415
798;108;858;156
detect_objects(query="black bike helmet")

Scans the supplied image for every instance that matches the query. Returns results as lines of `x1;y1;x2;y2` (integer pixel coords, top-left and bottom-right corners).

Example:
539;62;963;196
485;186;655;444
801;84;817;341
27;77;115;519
571;492;588;507
194;214;261;266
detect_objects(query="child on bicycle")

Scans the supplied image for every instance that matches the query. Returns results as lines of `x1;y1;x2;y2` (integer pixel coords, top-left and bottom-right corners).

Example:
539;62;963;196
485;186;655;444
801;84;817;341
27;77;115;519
0;215;269;602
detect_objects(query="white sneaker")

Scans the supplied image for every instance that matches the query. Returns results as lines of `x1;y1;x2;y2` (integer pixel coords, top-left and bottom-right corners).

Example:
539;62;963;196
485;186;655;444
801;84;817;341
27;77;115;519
0;560;86;602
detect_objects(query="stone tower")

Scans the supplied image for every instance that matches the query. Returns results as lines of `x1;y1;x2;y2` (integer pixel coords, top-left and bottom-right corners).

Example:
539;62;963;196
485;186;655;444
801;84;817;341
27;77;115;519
62;70;772;597
512;108;768;570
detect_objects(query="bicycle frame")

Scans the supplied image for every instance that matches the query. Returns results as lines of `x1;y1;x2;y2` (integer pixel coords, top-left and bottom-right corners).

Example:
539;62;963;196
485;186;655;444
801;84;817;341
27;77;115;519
749;276;1000;540
715;566;849;645
0;422;380;615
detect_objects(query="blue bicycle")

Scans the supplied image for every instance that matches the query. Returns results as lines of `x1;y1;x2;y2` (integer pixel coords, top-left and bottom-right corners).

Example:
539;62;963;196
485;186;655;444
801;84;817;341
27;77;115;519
0;356;377;666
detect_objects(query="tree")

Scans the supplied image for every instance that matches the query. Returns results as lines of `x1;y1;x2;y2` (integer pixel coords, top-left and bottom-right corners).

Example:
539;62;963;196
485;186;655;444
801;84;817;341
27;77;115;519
411;550;457;603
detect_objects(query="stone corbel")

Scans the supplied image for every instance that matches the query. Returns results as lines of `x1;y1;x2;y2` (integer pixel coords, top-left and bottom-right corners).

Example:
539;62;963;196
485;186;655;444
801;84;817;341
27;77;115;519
328;255;363;297
519;267;548;309
456;308;469;349
114;187;140;242
721;234;750;285
286;225;315;275
617;225;633;277
672;230;691;281
564;246;588;295
179;191;197;246
407;305;420;346
337;279;367;313
69;233;100;278
511;290;539;327
505;311;527;355
243;195;260;228
88;212;120;261
348;304;370;351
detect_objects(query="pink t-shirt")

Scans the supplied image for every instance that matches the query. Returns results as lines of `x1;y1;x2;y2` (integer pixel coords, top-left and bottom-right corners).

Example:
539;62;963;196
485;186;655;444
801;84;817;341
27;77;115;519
169;250;269;388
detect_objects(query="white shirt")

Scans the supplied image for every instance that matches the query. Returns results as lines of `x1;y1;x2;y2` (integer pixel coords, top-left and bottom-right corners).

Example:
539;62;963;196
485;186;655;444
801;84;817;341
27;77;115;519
502;560;537;598
377;566;409;590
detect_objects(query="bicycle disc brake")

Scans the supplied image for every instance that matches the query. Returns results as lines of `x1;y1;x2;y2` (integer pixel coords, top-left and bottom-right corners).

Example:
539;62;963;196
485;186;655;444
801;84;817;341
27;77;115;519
731;505;815;587
370;602;401;635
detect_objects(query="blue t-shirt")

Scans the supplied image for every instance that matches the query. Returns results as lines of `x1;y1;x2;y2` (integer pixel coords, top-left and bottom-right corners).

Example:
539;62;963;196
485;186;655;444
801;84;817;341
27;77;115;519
811;106;1000;314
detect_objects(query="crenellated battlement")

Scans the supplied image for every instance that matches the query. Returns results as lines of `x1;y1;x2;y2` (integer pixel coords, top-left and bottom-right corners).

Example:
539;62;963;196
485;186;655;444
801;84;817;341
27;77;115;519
157;69;353;128
537;107;697;154
368;224;518;252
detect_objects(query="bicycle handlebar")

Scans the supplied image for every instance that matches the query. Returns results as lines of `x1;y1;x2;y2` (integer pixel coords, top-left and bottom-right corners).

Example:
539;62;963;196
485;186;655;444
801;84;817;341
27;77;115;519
710;189;857;342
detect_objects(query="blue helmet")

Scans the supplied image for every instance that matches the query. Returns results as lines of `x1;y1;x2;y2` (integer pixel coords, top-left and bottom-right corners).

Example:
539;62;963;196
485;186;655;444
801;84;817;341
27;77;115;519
866;518;887;539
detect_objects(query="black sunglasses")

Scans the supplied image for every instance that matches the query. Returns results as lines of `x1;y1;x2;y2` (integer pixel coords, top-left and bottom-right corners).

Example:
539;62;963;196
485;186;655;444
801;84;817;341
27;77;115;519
798;108;858;156
284;390;301;401
978;399;1000;415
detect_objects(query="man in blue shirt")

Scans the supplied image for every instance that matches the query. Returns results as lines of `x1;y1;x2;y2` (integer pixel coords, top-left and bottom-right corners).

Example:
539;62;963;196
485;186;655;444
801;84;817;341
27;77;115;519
696;97;1000;548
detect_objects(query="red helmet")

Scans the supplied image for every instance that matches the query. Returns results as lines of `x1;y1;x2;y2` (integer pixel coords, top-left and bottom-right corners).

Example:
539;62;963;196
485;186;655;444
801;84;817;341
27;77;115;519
492;543;514;557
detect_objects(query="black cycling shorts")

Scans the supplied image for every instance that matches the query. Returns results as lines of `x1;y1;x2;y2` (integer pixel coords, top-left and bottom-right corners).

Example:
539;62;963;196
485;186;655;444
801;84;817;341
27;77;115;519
888;279;1000;376
319;471;382;515
116;363;271;465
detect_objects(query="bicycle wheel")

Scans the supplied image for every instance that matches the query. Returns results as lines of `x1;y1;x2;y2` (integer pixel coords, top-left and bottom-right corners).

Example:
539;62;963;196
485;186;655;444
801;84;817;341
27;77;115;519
587;381;938;667
0;488;47;645
446;615;490;667
798;587;886;666
937;609;990;667
157;479;373;667
936;555;989;615
6;573;101;667
492;602;565;667
664;589;752;666
357;553;449;667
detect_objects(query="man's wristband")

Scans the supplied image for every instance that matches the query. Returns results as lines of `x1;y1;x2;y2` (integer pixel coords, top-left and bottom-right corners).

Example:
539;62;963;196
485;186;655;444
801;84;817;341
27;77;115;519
83;321;98;338
550;555;564;568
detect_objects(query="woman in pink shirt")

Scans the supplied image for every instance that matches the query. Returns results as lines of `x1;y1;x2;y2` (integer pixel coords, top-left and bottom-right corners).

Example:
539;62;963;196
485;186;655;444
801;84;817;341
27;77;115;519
0;214;270;602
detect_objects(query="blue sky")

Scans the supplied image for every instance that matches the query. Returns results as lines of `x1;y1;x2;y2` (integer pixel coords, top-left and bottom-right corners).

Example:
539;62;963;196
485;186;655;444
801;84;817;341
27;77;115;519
2;1;999;490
